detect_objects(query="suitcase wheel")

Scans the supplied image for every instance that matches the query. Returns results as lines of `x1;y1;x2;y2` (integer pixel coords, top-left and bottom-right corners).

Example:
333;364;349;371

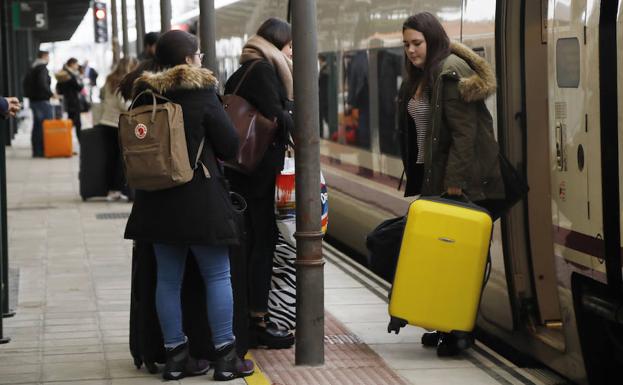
387;317;408;334
451;331;474;350
133;356;143;369
144;360;159;374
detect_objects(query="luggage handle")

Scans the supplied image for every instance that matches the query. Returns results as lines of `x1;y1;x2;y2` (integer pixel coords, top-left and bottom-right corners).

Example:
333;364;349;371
439;192;471;203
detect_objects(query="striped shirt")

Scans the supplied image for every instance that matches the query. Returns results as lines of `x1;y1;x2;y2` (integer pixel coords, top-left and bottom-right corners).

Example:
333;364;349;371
407;90;431;164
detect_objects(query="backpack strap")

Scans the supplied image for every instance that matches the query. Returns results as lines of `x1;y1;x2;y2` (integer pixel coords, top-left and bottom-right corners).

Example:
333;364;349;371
232;60;261;95
129;89;175;123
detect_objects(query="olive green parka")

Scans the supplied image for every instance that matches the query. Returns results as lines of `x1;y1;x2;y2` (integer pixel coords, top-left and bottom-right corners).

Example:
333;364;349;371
398;42;505;201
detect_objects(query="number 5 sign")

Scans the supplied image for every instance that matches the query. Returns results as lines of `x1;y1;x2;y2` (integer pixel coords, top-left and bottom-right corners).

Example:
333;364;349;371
12;1;48;30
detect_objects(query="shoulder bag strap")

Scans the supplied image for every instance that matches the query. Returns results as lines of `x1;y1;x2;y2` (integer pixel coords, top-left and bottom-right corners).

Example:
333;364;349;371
232;60;261;95
194;138;211;178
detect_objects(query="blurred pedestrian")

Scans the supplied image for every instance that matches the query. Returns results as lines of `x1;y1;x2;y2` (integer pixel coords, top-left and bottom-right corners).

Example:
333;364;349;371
23;50;53;157
96;56;138;200
138;31;160;62
55;58;84;139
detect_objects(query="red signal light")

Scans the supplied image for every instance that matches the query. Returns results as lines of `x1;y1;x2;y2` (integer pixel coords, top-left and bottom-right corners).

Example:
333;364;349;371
95;9;106;20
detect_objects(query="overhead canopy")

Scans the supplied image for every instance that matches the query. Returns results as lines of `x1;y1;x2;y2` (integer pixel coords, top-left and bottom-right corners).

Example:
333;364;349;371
32;0;90;43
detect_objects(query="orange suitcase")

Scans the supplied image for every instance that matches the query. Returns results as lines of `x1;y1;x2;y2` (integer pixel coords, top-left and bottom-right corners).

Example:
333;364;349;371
43;119;73;158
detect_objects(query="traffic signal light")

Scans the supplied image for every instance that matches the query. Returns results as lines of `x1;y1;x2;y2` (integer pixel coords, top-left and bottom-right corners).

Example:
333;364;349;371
93;0;108;43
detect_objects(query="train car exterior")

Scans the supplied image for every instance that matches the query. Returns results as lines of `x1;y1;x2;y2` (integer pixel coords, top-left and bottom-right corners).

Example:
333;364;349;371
174;1;623;384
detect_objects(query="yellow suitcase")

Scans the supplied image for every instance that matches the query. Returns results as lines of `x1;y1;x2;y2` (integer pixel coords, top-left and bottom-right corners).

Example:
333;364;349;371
388;196;492;334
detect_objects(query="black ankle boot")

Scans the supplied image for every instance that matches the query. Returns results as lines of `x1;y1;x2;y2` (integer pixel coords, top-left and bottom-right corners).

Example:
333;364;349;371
213;342;254;381
162;342;210;380
163;342;189;380
436;333;461;357
421;331;441;347
250;314;294;349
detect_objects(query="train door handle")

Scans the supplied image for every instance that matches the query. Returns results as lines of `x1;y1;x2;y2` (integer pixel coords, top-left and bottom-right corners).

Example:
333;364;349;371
556;122;565;171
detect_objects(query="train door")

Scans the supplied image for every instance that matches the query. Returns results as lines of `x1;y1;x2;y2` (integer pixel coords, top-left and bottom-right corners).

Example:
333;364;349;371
549;1;604;279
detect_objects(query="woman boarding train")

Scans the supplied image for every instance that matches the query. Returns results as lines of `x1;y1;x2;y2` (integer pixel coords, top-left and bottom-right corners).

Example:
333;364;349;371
398;12;506;356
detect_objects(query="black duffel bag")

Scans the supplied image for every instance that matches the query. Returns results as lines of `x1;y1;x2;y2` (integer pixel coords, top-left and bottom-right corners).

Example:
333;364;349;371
366;216;406;283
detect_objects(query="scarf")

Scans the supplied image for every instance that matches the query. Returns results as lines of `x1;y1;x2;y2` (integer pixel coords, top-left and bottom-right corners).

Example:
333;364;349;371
239;35;293;100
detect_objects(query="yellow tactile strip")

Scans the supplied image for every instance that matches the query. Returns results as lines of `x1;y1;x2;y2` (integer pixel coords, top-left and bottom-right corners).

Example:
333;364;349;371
249;312;409;385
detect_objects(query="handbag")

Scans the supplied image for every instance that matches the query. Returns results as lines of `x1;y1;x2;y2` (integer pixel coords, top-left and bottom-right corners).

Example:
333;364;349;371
497;152;530;213
222;60;278;174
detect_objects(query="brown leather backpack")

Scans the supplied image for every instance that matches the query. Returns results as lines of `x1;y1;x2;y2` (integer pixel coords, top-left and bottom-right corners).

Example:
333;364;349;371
222;60;278;174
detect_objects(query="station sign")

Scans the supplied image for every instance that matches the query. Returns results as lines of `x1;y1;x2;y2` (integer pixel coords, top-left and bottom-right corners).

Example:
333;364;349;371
12;1;48;30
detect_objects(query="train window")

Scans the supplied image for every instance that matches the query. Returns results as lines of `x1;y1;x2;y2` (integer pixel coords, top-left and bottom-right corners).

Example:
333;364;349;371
328;50;371;150
376;48;403;157
319;52;338;140
556;38;580;88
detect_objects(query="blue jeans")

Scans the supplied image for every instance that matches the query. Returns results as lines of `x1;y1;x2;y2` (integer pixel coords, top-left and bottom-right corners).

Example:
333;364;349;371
30;101;53;157
153;243;235;348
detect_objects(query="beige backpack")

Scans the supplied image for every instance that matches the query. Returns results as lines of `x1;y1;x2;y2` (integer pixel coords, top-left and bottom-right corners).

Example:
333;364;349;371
118;89;209;191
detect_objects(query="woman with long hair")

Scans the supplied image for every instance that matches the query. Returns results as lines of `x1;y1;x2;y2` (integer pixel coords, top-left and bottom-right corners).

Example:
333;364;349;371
120;30;254;381
224;17;295;349
96;56;138;200
398;12;505;356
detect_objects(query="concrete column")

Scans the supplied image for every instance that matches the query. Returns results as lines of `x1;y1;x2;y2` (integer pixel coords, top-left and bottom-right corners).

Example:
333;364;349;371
199;0;217;74
111;0;120;63
121;0;129;57
160;0;171;33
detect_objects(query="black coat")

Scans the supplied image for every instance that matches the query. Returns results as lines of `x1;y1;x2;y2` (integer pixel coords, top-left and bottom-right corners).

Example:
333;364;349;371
124;65;241;245
55;67;83;113
223;60;293;198
25;63;53;101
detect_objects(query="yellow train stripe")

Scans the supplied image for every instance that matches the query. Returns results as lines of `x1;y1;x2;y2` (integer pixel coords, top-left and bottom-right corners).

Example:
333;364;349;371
244;352;272;385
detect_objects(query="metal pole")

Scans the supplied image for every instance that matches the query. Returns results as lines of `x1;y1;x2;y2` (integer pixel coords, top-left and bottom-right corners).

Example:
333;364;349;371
160;0;171;33
292;0;324;366
0;0;11;344
199;0;217;75
111;0;120;63
121;0;129;57
135;0;145;56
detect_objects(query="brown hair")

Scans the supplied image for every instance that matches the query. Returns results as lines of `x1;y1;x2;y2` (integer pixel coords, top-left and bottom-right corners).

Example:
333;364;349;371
155;30;198;68
257;17;292;50
402;12;451;95
106;57;139;94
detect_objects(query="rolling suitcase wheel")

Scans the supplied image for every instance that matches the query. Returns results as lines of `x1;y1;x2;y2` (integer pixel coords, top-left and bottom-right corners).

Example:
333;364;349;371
452;331;474;350
133;356;142;369
387;316;408;334
144;359;159;374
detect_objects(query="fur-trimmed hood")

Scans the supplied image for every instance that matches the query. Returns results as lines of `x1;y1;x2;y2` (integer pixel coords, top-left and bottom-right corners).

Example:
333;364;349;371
443;42;497;102
54;69;73;83
132;64;217;98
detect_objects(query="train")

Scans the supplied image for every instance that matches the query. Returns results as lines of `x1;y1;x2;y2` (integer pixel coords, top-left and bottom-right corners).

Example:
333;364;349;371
174;1;623;384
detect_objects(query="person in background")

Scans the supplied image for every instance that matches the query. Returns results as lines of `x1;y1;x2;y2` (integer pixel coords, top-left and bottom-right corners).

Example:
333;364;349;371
55;58;84;140
138;31;160;62
96;56;138;201
120;30;254;381
23;50;53;157
0;96;21;118
398;12;505;356
83;60;99;100
224;17;295;350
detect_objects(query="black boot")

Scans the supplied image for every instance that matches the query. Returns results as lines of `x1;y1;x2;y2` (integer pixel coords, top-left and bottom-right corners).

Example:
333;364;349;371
436;333;461;357
421;331;441;347
213;342;254;381
250;314;294;349
162;342;210;380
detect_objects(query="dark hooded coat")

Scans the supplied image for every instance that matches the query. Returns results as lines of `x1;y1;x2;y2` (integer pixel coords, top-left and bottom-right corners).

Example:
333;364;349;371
398;42;505;201
124;65;241;246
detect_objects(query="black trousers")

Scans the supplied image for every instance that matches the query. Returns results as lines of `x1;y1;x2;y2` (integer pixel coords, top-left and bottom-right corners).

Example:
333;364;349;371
243;194;278;312
68;109;81;140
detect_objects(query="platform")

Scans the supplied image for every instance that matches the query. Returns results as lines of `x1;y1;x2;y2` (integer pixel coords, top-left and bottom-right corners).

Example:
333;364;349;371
0;128;559;385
